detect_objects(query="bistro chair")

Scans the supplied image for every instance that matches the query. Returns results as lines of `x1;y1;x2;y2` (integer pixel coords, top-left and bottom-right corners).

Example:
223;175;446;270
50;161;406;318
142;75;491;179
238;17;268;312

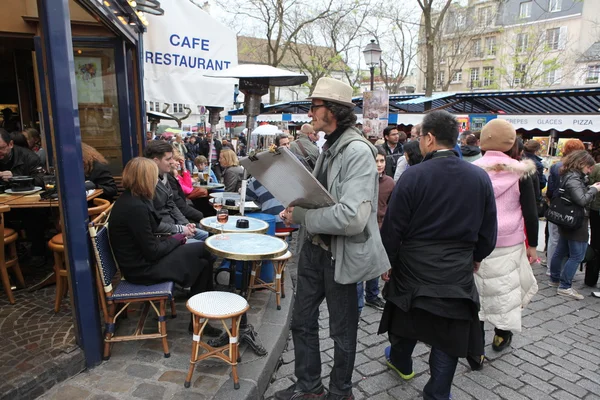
247;250;292;310
185;291;249;390
88;205;177;360
0;205;25;304
49;198;112;312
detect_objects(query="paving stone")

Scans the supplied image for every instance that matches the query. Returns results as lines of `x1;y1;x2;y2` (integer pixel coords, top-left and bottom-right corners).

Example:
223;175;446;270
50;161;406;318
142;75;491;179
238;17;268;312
367;391;395;400
356;360;387;377
192;374;224;392
465;371;499;390
542;363;580;382
549;376;589;398
169;390;208;400
98;375;137;393
49;385;90;400
387;385;420;399
493;386;529;400
157;370;188;384
125;364;159;379
132;383;166;400
357;371;401;395
518;373;556;394
519;384;555;400
513;349;548;366
453;375;500;400
263;377;294;399
576;378;600;394
518;363;554;381
89;394;119;400
551;390;583;400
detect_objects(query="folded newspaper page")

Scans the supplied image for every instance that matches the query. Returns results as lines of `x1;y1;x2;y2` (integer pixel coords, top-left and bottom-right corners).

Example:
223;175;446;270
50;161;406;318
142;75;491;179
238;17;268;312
239;148;335;209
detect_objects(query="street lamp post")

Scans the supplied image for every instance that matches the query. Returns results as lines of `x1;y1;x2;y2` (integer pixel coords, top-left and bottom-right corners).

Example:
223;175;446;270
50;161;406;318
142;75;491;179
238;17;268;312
363;39;382;91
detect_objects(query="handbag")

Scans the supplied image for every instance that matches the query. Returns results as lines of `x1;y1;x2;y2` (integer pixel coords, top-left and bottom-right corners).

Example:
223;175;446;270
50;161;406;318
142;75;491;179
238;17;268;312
545;177;584;230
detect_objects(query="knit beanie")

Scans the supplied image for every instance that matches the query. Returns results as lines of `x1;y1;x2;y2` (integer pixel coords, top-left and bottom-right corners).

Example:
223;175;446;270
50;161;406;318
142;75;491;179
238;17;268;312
480;119;516;152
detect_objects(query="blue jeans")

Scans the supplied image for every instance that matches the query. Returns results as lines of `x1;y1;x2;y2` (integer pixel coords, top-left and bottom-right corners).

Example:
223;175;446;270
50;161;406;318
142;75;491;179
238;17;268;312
389;333;457;400
291;242;359;396
185;160;194;174
550;236;587;289
192;228;209;241
357;278;380;313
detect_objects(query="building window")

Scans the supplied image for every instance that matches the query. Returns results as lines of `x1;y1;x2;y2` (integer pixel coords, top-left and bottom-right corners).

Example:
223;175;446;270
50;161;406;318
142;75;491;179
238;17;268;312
549;0;561;12
545;68;561;84
516;33;529;53
483;67;495;86
155;102;160;111
178;104;183;113
470;68;480;87
519;1;532;18
451;70;462;83
478;6;493;27
586;65;600;84
485;37;497;56
472;39;483;58
513;63;526;85
546;28;560;50
437;71;445;87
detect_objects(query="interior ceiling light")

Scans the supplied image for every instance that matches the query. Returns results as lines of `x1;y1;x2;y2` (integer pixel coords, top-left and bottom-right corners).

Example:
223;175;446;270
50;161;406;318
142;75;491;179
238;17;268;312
135;0;164;15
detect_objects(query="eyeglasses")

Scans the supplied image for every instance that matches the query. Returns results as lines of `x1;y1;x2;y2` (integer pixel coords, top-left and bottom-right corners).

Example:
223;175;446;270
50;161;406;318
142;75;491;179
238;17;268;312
310;104;327;112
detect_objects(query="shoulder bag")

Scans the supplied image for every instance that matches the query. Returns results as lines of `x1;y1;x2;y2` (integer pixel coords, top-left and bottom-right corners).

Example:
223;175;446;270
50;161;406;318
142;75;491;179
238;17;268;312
545;176;584;230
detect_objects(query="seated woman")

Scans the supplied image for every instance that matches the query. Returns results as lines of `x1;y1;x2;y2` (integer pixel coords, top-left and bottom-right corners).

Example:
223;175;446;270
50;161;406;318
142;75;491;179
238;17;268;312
23;128;47;166
219;149;243;192
82;142;118;201
171;148;207;200
108;157;220;335
194;155;218;183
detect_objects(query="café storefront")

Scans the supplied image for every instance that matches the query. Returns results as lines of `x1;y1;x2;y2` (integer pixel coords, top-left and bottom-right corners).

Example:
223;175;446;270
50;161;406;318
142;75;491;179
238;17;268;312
1;0;154;369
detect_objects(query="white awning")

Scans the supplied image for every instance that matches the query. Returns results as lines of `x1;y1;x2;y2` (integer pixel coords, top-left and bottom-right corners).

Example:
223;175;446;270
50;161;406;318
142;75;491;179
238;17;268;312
497;115;600;132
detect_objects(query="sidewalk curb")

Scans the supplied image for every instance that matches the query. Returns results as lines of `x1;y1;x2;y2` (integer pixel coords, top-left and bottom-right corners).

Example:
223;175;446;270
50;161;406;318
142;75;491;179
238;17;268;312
214;272;294;399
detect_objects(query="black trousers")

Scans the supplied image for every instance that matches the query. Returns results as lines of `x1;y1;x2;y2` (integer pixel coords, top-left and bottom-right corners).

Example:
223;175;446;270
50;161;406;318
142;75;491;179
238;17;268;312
290;242;359;396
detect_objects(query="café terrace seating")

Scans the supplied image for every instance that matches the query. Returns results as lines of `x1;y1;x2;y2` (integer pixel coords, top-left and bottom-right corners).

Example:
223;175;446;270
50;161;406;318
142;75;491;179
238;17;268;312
88;205;177;360
0;205;25;304
48;198;112;312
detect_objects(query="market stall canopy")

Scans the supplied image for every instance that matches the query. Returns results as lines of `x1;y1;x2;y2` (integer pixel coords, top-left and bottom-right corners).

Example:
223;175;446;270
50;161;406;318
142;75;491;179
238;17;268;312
144;1;238;107
147;110;176;120
204;64;308;87
252;124;281;135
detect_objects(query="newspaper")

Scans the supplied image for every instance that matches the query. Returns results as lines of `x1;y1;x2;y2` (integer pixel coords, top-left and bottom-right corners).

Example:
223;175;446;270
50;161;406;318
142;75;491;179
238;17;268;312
239;148;335;209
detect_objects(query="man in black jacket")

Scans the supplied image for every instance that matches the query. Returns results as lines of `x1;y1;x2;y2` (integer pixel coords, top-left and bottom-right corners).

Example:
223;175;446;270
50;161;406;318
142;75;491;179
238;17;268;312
0;128;47;262
198;131;222;181
144;141;208;241
379;111;497;400
377;126;403;178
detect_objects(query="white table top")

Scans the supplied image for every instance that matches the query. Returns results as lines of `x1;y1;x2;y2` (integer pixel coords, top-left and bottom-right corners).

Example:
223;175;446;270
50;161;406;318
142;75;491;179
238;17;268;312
200;215;269;234
204;232;288;261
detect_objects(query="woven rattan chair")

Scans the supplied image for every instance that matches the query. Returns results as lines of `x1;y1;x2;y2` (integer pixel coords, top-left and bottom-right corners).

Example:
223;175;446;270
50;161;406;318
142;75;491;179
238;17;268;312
0;205;25;304
88;205;177;360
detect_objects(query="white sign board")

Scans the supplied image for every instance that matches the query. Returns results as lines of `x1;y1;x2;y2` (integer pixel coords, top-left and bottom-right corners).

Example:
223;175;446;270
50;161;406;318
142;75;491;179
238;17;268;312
144;0;238;108
497;114;600;132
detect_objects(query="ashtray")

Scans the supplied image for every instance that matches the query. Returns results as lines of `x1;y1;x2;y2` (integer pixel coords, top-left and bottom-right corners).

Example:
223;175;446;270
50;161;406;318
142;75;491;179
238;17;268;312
236;219;249;229
225;199;236;206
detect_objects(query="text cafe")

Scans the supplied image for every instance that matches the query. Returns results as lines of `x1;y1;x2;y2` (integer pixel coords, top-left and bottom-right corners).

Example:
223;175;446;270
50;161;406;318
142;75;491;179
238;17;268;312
144;34;233;70
1;0;156;373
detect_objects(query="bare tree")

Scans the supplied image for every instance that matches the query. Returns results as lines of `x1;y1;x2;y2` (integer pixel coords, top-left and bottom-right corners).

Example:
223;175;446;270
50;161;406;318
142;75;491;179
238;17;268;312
216;0;335;103
415;0;454;97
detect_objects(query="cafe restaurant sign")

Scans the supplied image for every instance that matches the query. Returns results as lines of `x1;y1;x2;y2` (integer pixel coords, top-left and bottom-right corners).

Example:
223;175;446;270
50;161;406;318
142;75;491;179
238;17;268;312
497;115;600;132
144;0;238;108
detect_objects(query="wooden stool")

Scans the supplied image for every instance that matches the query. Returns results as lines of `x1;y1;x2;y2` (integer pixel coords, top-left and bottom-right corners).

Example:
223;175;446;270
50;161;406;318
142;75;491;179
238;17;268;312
185;291;249;390
247;251;292;310
0;205;25;304
48;234;67;312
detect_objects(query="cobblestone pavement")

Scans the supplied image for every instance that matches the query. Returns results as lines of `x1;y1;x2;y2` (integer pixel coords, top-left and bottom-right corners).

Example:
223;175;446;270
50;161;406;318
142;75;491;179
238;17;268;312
266;233;600;400
0;261;83;400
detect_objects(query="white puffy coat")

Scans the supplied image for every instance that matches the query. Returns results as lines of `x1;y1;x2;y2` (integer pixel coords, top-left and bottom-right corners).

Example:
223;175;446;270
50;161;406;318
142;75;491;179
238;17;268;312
475;243;538;332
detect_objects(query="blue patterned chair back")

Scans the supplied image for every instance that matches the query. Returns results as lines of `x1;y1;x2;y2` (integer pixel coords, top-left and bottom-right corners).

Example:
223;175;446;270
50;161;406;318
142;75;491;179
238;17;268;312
94;225;118;288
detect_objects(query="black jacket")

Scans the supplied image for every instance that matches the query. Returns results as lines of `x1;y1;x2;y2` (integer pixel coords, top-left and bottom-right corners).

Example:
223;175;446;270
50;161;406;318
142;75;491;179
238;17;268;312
198;138;222;163
108;190;181;272
185;141;199;161
377;142;403;178
86;160;118;201
0;146;45;187
222;165;243;192
522;152;547;190
166;172;203;222
153;176;188;234
558;171;598;242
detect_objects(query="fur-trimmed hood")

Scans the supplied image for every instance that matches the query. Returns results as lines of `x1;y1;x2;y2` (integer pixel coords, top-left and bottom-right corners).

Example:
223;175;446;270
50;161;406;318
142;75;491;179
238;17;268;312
473;151;536;198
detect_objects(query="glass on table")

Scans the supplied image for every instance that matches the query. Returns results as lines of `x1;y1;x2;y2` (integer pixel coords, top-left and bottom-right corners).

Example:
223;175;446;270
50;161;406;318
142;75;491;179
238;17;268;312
42;175;56;190
215;209;229;239
212;197;223;212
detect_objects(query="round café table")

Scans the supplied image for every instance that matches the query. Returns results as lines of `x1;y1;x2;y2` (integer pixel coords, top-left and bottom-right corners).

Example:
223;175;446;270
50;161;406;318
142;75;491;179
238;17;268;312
209;198;260;212
200;215;269;235
204;233;288;356
209;192;240;200
193;182;225;190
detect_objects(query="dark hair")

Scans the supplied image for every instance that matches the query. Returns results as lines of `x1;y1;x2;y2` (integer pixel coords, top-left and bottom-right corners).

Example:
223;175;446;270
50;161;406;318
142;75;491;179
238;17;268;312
404;140;423;166
523;140;541;153
144;140;173;159
24;128;41;144
10;131;29;149
398;131;407;143
323;100;357;130
421;110;458;148
0;128;11;144
383;126;397;138
560;150;595;175
376;147;386;158
466;134;478;146
275;134;288;147
505;138;522;160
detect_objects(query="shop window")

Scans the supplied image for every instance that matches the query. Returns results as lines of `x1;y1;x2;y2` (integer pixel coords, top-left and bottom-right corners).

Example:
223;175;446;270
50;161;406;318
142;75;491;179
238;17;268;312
73;47;122;174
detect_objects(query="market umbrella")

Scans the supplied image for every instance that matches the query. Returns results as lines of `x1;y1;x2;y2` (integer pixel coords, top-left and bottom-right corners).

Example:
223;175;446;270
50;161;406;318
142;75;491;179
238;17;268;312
252;124;280;135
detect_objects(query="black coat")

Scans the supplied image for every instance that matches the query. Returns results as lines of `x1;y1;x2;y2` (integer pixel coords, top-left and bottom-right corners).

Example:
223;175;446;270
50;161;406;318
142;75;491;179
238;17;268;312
185;141;199;161
198;138;222;163
522;152;547;190
153;177;188;234
379;150;497;357
108;190;211;289
558;170;598;242
166;172;203;222
0;146;45;187
86;160;118;201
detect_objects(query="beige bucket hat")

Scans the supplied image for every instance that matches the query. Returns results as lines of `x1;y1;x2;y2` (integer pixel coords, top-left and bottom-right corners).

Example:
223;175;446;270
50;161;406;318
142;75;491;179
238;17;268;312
307;77;355;109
